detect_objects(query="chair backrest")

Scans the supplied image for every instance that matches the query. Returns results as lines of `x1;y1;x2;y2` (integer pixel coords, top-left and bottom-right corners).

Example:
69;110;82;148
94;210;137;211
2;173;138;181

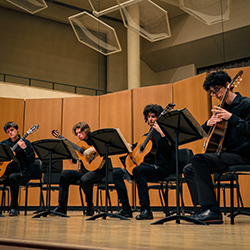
28;158;43;180
214;173;238;182
169;148;193;174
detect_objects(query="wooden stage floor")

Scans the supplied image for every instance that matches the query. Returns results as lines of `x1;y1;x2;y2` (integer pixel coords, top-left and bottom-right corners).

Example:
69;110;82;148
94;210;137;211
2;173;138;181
0;210;250;250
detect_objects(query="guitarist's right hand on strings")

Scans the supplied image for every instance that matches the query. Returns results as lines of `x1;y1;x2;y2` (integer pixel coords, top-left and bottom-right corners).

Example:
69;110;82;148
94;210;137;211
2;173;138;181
207;106;232;126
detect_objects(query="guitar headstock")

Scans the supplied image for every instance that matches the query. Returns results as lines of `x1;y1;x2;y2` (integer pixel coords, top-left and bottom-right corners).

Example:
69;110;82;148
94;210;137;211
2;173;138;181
162;103;175;116
229;70;243;90
52;130;60;138
27;124;39;135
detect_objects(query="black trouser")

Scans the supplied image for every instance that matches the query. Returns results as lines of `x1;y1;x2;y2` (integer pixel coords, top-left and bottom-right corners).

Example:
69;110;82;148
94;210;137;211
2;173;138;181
183;152;250;207
113;163;169;210
0;172;31;209
58;169;103;208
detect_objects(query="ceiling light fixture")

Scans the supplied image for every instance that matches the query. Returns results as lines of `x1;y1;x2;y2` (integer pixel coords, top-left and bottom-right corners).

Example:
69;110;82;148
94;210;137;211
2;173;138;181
68;0;171;55
6;0;48;14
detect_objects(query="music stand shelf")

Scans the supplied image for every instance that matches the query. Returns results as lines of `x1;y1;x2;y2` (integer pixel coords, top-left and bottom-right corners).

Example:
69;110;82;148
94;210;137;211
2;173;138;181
86;128;131;221
151;108;208;225
31;139;78;218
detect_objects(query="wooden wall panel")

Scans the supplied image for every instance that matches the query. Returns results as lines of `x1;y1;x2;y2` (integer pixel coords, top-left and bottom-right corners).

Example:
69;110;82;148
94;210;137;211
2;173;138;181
23;98;63;207
99;90;133;206
62;96;100;206
0;98;24;140
132;84;173;207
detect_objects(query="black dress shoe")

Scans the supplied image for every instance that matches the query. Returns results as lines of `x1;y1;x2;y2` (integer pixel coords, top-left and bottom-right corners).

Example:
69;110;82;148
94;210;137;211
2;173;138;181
52;206;66;215
115;209;133;218
9;208;17;216
195;209;223;224
190;208;204;220
86;206;94;216
135;209;153;220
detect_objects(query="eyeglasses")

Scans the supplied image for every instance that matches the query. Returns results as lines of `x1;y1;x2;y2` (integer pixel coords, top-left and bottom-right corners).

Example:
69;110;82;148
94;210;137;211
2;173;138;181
209;86;222;96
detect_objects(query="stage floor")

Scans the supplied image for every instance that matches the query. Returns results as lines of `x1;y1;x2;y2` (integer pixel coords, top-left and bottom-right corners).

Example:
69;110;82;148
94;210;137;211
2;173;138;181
0;210;250;250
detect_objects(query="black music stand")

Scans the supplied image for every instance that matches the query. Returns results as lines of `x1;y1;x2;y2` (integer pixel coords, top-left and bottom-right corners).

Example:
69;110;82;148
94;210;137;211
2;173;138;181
86;128;132;221
0;144;19;217
151;108;208;225
31;139;78;218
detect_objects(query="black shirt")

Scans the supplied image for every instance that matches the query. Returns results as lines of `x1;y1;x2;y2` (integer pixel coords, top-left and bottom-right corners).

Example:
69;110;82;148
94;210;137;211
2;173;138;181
1;135;35;173
202;92;250;161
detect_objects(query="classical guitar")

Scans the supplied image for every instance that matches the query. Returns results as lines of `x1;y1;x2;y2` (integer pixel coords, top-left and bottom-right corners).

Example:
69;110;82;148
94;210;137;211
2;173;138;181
52;130;105;171
0;124;39;181
203;70;243;154
125;103;175;175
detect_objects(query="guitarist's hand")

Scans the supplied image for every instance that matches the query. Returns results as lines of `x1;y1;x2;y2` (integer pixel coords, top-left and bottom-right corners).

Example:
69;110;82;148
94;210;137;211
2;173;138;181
153;122;165;137
18;139;27;150
212;106;232;120
207;106;232;126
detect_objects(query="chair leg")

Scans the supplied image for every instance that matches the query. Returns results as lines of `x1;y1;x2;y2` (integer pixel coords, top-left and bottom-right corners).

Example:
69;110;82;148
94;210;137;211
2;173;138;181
107;190;112;213
222;187;226;215
39;185;45;209
25;186;28;216
0;189;6;214
79;186;85;215
95;186;100;213
236;178;244;210
230;172;235;225
158;183;165;212
163;184;169;216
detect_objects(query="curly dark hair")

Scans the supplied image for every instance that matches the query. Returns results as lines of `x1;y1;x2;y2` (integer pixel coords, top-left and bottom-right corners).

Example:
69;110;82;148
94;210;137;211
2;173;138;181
143;104;163;123
4;121;19;133
203;70;231;91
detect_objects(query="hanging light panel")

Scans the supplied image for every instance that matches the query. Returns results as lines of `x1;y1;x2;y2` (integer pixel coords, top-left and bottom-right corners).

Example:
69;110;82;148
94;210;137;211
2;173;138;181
116;0;171;42
6;0;48;14
179;0;231;25
68;11;122;56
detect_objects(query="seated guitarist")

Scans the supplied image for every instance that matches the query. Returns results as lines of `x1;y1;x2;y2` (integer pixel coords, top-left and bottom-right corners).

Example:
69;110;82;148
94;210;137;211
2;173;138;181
0;121;35;216
183;70;250;224
52;121;105;216
112;104;174;220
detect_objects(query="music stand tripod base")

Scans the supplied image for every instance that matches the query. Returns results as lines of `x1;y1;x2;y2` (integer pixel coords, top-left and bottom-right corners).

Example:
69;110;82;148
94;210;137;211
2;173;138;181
32;210;69;218
151;214;208;225
86;212;130;221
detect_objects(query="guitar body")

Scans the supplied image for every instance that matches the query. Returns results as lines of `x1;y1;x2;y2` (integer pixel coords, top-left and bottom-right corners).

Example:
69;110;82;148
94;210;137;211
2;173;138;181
76;140;105;171
125;136;158;176
0;161;15;182
203;120;228;153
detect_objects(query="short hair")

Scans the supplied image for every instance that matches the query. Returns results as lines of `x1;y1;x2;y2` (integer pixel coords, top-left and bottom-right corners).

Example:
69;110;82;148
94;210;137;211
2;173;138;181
203;70;231;91
4;121;19;133
143;104;163;123
72;121;91;135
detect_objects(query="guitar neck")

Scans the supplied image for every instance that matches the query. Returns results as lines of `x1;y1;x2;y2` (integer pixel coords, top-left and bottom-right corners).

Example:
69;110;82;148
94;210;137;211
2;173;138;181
57;134;84;154
11;132;29;152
